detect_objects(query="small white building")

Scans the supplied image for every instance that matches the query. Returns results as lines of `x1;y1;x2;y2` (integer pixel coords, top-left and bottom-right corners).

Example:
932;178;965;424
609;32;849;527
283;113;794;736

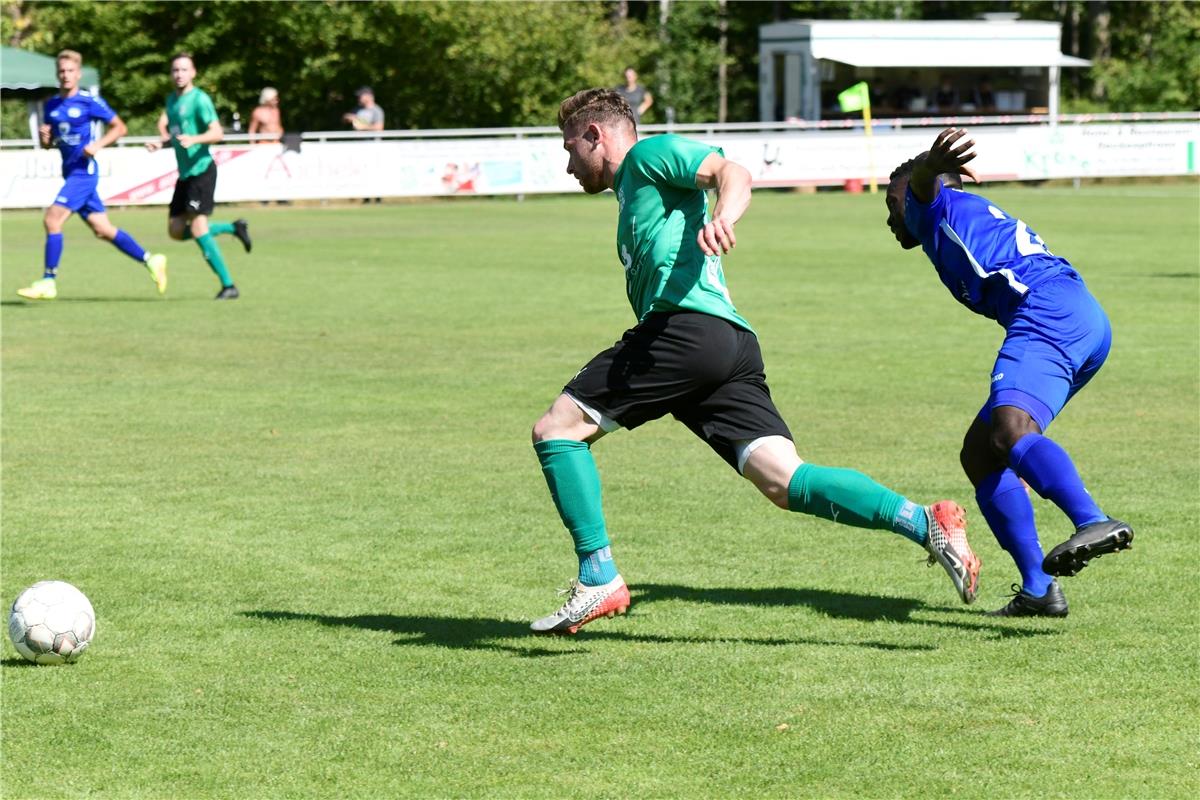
758;18;1090;123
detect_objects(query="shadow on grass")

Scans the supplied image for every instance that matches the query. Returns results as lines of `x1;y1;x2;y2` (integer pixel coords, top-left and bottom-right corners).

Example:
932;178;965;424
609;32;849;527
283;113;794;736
0;297;178;306
1;657;41;667
631;583;1060;639
241;609;935;658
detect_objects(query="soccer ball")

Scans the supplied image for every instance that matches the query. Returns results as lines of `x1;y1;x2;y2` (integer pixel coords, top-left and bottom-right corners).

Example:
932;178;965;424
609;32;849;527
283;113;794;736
7;580;96;665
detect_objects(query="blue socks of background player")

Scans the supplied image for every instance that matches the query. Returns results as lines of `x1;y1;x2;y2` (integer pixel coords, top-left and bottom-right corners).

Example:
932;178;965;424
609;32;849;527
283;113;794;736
208;221;236;236
196;233;234;287
534;439;618;586
976;468;1053;597
1009;433;1105;528
787;463;929;545
111;229;148;263
44;232;63;279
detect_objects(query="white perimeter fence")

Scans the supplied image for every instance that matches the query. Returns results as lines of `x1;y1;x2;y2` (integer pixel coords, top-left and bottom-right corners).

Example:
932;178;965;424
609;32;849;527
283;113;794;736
1;112;1196;209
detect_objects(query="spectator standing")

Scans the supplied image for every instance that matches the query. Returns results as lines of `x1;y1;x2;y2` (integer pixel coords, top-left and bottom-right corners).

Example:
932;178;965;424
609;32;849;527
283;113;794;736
613;67;653;124
248;87;283;143
343;86;385;131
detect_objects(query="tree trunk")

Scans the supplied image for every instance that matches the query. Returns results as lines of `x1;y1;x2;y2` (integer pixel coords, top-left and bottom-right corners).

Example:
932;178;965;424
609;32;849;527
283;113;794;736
718;0;728;123
1088;1;1111;101
658;0;671;123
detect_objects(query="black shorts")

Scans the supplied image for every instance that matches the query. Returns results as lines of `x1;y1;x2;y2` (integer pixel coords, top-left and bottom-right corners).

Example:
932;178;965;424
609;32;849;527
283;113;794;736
169;161;217;218
563;311;793;470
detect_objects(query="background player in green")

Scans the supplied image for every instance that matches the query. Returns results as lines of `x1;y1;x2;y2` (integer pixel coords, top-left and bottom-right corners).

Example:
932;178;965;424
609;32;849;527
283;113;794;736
529;89;983;635
145;52;251;300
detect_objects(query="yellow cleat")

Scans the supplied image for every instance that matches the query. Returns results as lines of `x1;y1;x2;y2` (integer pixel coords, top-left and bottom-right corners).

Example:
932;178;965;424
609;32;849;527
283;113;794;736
16;277;57;300
145;253;168;295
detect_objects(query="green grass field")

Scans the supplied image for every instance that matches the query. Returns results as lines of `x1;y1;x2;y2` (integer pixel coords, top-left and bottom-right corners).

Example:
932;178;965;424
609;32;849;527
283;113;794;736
2;185;1198;798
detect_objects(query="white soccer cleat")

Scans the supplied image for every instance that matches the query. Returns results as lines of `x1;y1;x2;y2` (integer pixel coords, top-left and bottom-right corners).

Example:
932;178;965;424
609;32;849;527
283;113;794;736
530;575;631;635
145;253;168;295
16;277;57;300
924;500;980;604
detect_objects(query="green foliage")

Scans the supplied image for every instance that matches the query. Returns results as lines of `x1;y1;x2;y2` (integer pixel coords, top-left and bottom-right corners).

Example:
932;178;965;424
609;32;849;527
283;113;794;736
0;0;1194;135
1092;0;1200;112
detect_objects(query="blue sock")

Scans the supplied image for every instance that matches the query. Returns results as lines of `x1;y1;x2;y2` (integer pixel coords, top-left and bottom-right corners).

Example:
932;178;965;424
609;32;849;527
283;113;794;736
578;545;618;586
111;229;148;263
976;468;1053;597
44;232;63;279
1009;433;1106;529
892;500;929;546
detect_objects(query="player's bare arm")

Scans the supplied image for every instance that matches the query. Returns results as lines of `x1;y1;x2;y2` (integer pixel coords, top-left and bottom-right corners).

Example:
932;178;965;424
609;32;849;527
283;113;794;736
38;124;53;148
911;127;979;203
83;115;127;158
177;119;223;149
695;152;751;256
145;113;171;152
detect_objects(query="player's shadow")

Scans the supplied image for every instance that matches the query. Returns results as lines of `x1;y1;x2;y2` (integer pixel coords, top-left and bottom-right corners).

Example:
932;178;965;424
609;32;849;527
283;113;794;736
241;608;936;658
631;583;1057;639
0;297;173;306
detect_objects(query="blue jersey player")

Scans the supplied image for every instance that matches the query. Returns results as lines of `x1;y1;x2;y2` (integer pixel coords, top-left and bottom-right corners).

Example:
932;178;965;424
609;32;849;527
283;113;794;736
17;50;166;301
885;127;1133;617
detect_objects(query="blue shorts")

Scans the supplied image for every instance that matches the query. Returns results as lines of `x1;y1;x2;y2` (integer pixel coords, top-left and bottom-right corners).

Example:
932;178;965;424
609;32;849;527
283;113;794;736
980;274;1111;431
52;171;105;219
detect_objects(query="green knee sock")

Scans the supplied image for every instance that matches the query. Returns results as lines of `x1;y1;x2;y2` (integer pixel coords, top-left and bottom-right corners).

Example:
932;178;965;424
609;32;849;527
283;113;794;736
208;221;235;236
196;233;233;287
787;463;928;545
534;439;610;556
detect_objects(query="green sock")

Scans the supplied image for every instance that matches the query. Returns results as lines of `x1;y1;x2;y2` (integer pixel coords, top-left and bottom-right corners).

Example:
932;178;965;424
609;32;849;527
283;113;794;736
196;233;233;287
534;439;610;556
787;463;928;545
208;221;235;236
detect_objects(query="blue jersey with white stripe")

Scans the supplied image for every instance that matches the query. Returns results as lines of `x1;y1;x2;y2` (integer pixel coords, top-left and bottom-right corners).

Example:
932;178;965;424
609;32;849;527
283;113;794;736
44;91;116;177
904;186;1078;327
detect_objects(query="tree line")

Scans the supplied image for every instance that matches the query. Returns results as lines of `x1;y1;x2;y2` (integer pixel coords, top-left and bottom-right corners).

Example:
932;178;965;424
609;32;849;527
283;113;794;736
2;0;1196;139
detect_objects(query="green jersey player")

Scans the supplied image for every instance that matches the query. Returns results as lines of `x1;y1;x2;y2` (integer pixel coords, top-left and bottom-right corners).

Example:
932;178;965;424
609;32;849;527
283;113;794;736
145;52;251;300
529;89;982;635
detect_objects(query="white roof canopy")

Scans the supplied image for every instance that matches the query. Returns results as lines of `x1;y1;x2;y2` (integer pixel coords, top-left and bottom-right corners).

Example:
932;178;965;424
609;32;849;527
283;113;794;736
761;19;1091;68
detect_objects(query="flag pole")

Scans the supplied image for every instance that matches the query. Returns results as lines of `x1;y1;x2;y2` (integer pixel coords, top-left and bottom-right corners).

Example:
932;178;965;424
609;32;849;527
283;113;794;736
863;101;878;194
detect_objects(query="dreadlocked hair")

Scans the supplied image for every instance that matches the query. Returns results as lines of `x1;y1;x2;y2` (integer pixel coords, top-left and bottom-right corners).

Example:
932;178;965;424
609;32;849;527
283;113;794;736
890;152;963;189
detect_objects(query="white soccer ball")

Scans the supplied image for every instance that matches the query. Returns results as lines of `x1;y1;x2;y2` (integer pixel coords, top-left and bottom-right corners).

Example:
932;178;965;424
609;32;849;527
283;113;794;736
7;580;96;665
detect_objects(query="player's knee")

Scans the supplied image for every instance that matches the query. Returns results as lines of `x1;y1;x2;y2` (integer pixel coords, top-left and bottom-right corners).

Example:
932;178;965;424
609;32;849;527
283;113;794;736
757;480;791;510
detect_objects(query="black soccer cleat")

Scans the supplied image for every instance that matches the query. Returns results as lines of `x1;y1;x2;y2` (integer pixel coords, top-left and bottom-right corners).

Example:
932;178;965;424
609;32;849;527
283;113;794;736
233;219;252;253
987;580;1068;618
1042;518;1134;577
214;284;240;300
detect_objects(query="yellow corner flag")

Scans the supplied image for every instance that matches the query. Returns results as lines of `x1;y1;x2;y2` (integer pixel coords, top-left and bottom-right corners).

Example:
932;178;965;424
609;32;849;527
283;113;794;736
838;81;878;193
837;81;871;113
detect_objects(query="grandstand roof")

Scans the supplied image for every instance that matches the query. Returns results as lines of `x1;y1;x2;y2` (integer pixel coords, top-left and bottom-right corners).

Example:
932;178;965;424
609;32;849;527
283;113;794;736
760;19;1091;68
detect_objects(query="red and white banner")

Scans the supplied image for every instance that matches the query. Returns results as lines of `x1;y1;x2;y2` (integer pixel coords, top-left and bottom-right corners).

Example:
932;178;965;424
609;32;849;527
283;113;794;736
1;122;1194;209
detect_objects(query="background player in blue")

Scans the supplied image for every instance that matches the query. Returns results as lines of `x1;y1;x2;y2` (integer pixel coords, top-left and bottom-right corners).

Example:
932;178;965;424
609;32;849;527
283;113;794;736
884;127;1134;617
16;50;167;301
528;89;982;636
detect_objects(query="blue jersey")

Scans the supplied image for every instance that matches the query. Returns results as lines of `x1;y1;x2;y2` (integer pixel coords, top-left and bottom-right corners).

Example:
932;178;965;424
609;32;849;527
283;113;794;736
44;91;116;177
904;186;1078;327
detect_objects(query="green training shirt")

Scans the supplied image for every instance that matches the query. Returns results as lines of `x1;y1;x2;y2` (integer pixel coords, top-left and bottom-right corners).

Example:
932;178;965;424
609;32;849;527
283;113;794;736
612;133;752;332
165;87;219;178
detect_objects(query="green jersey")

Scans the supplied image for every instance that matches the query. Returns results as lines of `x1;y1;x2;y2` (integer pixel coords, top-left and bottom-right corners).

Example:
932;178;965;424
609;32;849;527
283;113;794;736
165;87;219;178
612;134;751;332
